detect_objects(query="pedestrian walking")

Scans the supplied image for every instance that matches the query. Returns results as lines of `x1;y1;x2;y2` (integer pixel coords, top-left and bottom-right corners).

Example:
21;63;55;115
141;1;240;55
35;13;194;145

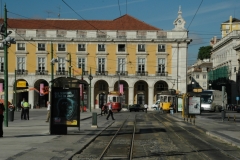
144;104;148;113
46;101;50;122
106;101;115;120
23;100;30;120
21;98;25;120
0;102;5;137
101;104;108;116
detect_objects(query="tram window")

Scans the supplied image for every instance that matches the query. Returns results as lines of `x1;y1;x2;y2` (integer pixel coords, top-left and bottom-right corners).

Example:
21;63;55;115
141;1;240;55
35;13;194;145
112;97;117;102
168;96;171;102
164;96;167;102
160;96;164;102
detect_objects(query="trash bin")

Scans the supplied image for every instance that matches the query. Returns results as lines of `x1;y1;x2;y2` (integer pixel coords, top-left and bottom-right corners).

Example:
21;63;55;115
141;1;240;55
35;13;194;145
8;108;14;121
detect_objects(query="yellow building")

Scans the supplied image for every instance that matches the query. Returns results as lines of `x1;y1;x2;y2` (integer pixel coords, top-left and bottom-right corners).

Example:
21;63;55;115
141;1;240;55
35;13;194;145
221;16;240;37
0;8;191;110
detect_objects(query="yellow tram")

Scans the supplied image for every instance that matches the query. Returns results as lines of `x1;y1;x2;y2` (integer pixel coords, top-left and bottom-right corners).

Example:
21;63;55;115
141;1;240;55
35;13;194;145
159;89;178;112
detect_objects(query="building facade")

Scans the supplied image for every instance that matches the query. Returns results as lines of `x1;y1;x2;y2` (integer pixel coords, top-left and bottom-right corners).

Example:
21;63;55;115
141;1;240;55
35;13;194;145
187;59;212;92
0;8;191;109
209;16;240;104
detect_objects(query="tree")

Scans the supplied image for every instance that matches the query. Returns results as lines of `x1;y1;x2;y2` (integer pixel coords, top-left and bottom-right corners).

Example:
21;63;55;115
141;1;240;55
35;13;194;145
197;46;212;60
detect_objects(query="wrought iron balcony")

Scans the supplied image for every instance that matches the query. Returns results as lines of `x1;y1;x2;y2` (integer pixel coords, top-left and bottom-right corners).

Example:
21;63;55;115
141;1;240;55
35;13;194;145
16;70;28;75
96;71;108;76
56;70;68;75
136;71;148;76
156;71;168;76
35;70;48;75
116;71;128;76
83;71;89;76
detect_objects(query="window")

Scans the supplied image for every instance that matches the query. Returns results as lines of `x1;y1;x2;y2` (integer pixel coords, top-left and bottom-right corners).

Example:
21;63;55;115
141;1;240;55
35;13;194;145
138;44;145;52
158;58;165;73
158;44;166;52
17;57;25;70
78;44;86;51
137;83;144;91
99;83;106;90
38;43;45;51
98;44;105;52
118;58;125;72
58;44;65;51
203;74;206;79
17;43;25;51
38;57;45;71
98;58;105;72
138;58;145;72
0;57;4;72
118;44;125;52
58;57;66;71
78;58;85;70
196;74;199;79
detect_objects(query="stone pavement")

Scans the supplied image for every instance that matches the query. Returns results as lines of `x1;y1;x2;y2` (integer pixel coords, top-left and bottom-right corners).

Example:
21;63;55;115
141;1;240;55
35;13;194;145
0;108;110;160
0;108;240;160
168;111;240;149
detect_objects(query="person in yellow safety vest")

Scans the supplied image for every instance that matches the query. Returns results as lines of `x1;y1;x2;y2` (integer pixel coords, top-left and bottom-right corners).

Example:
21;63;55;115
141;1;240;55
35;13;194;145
23;101;29;120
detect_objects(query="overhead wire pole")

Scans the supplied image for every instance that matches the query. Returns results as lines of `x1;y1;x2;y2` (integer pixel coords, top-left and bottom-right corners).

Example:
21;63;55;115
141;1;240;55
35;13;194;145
3;4;8;127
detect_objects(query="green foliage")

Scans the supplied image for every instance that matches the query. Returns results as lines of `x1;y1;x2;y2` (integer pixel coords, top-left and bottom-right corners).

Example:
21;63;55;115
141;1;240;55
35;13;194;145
197;46;212;60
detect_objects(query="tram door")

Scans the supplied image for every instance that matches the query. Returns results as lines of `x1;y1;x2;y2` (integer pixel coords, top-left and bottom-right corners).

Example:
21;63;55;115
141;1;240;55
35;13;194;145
137;94;145;105
99;93;106;108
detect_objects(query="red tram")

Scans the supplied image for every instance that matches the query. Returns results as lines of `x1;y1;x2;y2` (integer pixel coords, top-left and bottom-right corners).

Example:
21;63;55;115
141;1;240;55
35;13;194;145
106;91;122;112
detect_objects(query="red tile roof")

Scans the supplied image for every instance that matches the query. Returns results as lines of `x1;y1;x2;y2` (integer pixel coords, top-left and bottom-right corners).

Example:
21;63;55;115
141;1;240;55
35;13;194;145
0;14;161;31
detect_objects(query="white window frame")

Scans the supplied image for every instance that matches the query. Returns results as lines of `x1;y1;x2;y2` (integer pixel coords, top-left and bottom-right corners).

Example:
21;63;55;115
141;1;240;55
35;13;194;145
58;43;66;51
98;58;105;72
37;57;46;71
17;43;25;51
118;58;125;72
58;57;66;71
138;58;145;72
38;43;45;51
78;44;86;51
158;44;166;52
98;44;105;52
138;44;145;52
158;58;165;73
17;57;26;70
78;57;85;70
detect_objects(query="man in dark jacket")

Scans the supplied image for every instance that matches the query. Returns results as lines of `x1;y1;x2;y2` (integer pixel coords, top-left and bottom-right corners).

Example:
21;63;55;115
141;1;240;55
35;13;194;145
0;102;5;137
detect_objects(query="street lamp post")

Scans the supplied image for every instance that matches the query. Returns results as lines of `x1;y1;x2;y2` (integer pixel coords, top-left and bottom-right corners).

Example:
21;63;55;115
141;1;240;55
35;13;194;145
88;68;93;112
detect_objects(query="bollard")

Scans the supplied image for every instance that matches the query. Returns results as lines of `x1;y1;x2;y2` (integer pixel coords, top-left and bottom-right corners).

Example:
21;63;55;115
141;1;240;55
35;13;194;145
234;115;236;122
91;112;98;128
221;109;225;122
228;115;229;121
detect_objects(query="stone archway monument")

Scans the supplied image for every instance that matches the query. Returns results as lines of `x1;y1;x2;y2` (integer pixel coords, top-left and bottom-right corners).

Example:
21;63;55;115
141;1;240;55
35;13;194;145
50;77;88;135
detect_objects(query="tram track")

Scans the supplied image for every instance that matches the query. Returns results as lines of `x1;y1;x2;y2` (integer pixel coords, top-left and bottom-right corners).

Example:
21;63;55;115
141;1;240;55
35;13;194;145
154;114;240;160
71;115;136;160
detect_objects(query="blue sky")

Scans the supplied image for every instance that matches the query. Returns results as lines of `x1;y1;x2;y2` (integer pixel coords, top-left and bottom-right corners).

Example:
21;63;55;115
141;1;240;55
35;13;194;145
1;0;240;65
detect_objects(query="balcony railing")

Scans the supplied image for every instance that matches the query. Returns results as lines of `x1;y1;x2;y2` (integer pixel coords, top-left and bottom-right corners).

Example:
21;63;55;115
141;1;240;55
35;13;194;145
156;71;168;76
116;71;128;76
35;70;48;75
83;71;89;76
56;70;68;75
158;49;166;52
16;70;28;75
136;71;148;76
96;71;108;76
